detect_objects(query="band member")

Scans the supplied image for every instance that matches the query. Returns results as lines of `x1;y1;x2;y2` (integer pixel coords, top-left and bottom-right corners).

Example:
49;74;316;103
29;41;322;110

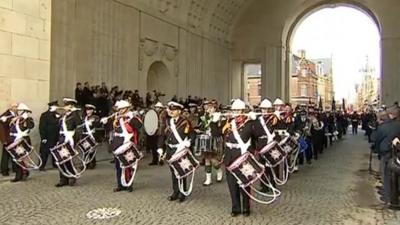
272;98;288;141
8;103;35;182
157;101;195;202
253;99;278;191
310;108;324;160
39;101;60;171
222;99;256;217
351;111;359;134
0;103;18;176
148;102;166;166
294;109;313;165
105;100;142;192
197;100;224;186
81;104;101;169
55;98;82;187
187;103;199;126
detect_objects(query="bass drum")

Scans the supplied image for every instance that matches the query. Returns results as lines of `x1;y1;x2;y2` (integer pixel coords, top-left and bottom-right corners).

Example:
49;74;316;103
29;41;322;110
144;109;158;136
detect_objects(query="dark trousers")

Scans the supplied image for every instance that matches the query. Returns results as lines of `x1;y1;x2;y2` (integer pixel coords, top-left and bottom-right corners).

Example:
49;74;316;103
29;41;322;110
299;137;312;164
147;135;159;163
226;170;250;213
39;142;56;169
312;135;324;160
115;158;133;189
390;170;400;206
59;161;76;184
170;167;187;196
259;157;276;190
352;123;358;134
86;152;96;169
13;161;28;180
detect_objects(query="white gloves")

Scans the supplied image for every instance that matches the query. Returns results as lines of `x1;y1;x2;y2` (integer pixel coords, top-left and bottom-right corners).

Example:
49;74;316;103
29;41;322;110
125;111;134;119
393;137;400;146
247;111;257;120
100;117;108;124
0;116;7;122
212;112;221;122
41;139;47;144
157;148;164;156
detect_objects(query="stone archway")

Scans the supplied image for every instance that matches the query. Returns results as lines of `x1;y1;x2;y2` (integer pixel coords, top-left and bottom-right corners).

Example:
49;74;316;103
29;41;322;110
147;61;175;102
282;1;382;103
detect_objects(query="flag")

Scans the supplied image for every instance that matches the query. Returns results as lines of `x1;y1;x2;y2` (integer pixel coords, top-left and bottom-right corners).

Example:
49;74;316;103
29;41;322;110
342;98;346;112
332;98;336;111
318;97;323;111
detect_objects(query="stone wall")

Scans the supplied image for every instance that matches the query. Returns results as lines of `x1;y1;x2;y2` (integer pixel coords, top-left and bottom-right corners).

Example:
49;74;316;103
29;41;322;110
0;0;51;148
51;0;232;103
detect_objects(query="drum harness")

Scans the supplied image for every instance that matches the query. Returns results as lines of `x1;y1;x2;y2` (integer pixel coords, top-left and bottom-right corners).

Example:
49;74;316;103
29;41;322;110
227;118;281;204
169;118;196;196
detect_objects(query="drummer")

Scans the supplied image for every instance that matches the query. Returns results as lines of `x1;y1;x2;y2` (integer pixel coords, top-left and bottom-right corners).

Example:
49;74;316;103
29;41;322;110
197;100;224;186
148;102;166;166
253;98;279;192
8;103;35;182
157;101;195;202
222;99;257;217
108;100;142;192
81;104;100;169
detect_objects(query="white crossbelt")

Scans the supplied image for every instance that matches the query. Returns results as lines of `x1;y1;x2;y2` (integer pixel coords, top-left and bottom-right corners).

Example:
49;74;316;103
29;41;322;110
170;118;190;153
259;116;275;143
228;119;251;155
60;116;75;146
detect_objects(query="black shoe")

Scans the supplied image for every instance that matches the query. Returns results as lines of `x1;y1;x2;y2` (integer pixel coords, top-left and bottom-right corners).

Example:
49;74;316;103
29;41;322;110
113;187;124;192
230;212;240;217
39;167;46;172
148;162;158;166
69;178;76;186
126;187;133;192
55;182;68;187
243;211;251;217
178;194;186;203
159;161;164;166
2;172;10;176
10;178;22;183
168;194;179;201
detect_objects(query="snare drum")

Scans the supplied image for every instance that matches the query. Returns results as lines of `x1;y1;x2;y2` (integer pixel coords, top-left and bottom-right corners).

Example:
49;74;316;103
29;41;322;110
114;143;143;168
195;134;212;153
258;141;287;167
226;152;265;188
76;135;98;154
6;139;33;161
168;148;199;179
279;136;298;154
51;142;79;165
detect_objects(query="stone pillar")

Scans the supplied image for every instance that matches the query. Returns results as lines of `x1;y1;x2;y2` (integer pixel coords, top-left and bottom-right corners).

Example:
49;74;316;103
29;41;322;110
381;37;400;105
0;0;52;150
262;46;286;100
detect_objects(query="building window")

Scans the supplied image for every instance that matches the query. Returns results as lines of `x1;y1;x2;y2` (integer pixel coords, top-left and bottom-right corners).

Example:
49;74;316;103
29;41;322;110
301;69;307;77
300;84;308;97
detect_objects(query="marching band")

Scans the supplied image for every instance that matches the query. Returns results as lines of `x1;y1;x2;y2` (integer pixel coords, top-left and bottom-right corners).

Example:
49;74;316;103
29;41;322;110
0;95;351;217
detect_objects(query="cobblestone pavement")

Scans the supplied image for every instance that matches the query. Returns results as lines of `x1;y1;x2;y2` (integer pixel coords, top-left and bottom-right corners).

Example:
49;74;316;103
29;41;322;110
1;133;399;225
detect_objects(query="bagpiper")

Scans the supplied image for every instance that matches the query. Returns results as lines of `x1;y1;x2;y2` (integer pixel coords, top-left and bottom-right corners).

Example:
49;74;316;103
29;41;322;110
197;100;224;186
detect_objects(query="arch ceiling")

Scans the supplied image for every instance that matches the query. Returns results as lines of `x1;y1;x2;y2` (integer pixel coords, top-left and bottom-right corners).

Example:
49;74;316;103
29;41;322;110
115;0;255;43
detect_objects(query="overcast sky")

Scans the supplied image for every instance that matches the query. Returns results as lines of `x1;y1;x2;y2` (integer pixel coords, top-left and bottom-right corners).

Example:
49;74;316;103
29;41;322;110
291;6;380;103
